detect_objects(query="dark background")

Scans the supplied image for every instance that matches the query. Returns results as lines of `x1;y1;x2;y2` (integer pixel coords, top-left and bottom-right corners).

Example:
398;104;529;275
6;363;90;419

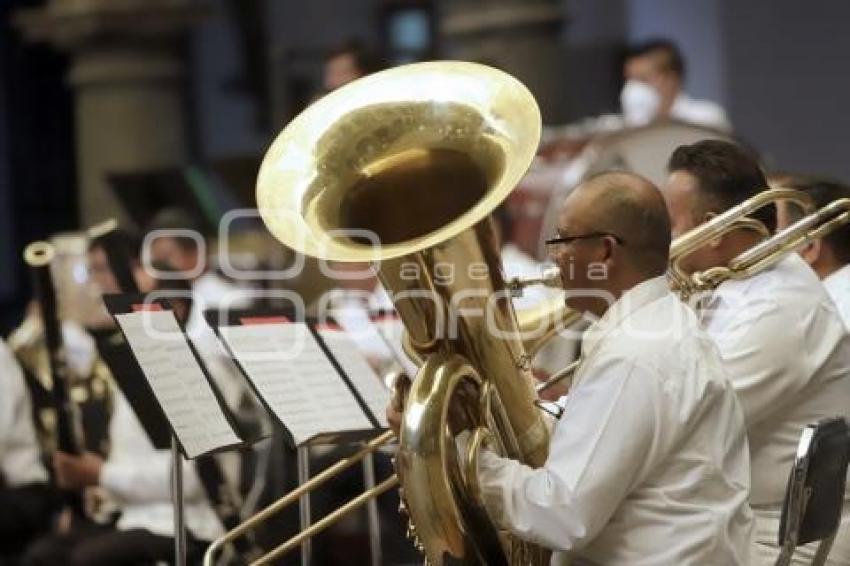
2;0;849;334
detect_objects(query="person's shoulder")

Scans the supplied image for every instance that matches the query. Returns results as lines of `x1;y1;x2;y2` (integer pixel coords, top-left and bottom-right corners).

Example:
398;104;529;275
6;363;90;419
761;254;835;309
603;291;700;363
0;338;22;382
672;94;731;131
711;255;848;344
193;271;248;305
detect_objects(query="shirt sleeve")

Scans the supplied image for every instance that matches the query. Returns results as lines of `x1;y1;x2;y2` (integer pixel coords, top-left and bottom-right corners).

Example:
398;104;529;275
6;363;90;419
0;341;48;486
474;357;658;552
100;451;208;505
708;302;834;426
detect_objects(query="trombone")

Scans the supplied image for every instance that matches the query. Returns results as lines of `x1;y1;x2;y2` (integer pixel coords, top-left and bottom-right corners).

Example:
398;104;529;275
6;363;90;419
699;196;850;290
669;187;850;299
668;187;815;298
203;432;397;566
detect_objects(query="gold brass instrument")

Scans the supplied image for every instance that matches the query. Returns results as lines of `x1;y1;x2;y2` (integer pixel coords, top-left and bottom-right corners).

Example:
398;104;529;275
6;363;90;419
668;188;815;299
723;196;850;281
205;61;579;566
669;186;850;301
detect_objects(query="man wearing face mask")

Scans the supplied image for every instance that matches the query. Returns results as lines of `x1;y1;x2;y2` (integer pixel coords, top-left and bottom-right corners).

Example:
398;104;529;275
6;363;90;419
540;39;732;162
619;39;731;132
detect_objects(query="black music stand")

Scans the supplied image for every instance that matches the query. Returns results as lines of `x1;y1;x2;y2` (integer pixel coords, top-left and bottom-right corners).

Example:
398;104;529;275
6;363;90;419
103;295;246;566
776;417;850;566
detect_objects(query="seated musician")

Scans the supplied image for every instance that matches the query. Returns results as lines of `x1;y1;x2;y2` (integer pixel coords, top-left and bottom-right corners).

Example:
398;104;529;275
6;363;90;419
618;39;730;130
22;232;224;566
391;172;755;564
0;339;54;564
542;39;731;161
661;140;850;564
774;175;850;328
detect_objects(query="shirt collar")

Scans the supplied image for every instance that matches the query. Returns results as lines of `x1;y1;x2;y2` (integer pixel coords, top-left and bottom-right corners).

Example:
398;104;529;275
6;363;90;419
824;264;850;294
580;275;670;360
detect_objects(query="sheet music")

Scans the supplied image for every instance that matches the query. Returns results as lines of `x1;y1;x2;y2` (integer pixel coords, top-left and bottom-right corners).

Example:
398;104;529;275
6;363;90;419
218;322;373;444
371;315;419;378
114;311;241;458
315;326;390;428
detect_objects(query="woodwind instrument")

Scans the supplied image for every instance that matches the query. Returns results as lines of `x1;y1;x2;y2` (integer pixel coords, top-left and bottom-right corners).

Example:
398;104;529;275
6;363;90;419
24;240;87;519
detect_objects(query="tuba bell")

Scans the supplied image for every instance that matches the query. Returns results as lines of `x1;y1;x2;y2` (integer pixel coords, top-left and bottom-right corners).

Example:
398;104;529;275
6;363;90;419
254;61;575;565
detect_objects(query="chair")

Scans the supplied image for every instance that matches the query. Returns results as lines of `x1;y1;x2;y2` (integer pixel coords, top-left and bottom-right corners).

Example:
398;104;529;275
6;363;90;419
776;417;850;566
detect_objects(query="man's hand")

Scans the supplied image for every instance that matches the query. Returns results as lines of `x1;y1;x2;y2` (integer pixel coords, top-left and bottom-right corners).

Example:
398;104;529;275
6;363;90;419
386;372;411;437
386;403;402;436
54;451;103;490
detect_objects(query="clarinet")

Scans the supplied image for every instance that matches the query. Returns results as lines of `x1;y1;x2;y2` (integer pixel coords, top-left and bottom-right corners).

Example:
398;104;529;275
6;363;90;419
24;241;86;517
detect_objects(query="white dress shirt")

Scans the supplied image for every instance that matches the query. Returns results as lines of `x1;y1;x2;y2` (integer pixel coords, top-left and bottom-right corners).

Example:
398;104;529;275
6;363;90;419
669;93;731;132
100;391;224;541
0;340;48;487
700;254;850;564
700;254;850;505
823;264;850;329
474;276;754;565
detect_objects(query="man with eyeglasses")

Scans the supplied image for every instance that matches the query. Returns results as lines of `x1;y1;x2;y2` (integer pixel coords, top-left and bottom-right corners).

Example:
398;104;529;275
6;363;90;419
389;171;754;564
662;140;850;565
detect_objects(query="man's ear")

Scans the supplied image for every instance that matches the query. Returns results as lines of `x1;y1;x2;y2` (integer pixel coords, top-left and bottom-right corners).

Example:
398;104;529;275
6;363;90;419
601;235;618;264
799;239;822;266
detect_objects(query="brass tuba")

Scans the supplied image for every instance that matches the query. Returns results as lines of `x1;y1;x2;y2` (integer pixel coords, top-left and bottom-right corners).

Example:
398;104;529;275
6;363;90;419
255;61;574;565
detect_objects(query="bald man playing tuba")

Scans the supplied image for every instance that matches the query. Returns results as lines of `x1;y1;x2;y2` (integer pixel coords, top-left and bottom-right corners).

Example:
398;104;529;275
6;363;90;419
391;172;755;564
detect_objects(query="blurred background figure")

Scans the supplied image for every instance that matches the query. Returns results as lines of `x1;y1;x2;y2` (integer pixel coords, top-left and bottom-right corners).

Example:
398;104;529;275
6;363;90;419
620;38;730;131
19;230;225;566
0;338;53;565
322;39;385;93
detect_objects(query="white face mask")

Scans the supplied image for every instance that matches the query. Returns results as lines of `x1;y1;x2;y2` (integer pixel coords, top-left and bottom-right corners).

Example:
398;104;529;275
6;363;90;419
620;79;661;127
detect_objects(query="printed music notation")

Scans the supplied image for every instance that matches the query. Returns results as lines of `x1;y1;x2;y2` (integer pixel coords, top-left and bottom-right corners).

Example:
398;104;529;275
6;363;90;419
218;322;374;445
314;326;390;428
115;310;241;458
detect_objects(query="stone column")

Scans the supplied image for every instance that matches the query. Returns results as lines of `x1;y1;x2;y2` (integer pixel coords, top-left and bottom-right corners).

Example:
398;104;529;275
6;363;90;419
439;0;568;124
15;0;209;227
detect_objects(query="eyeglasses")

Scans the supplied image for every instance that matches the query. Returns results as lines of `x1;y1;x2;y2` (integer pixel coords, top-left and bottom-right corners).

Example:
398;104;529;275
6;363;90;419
544;232;625;248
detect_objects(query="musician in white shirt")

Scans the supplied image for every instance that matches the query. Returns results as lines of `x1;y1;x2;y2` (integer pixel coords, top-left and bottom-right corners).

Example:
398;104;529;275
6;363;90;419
662;140;850;565
0;339;53;561
620;39;730;132
775;176;850;328
23;232;225;566
391;172;754;564
541;39;731;162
